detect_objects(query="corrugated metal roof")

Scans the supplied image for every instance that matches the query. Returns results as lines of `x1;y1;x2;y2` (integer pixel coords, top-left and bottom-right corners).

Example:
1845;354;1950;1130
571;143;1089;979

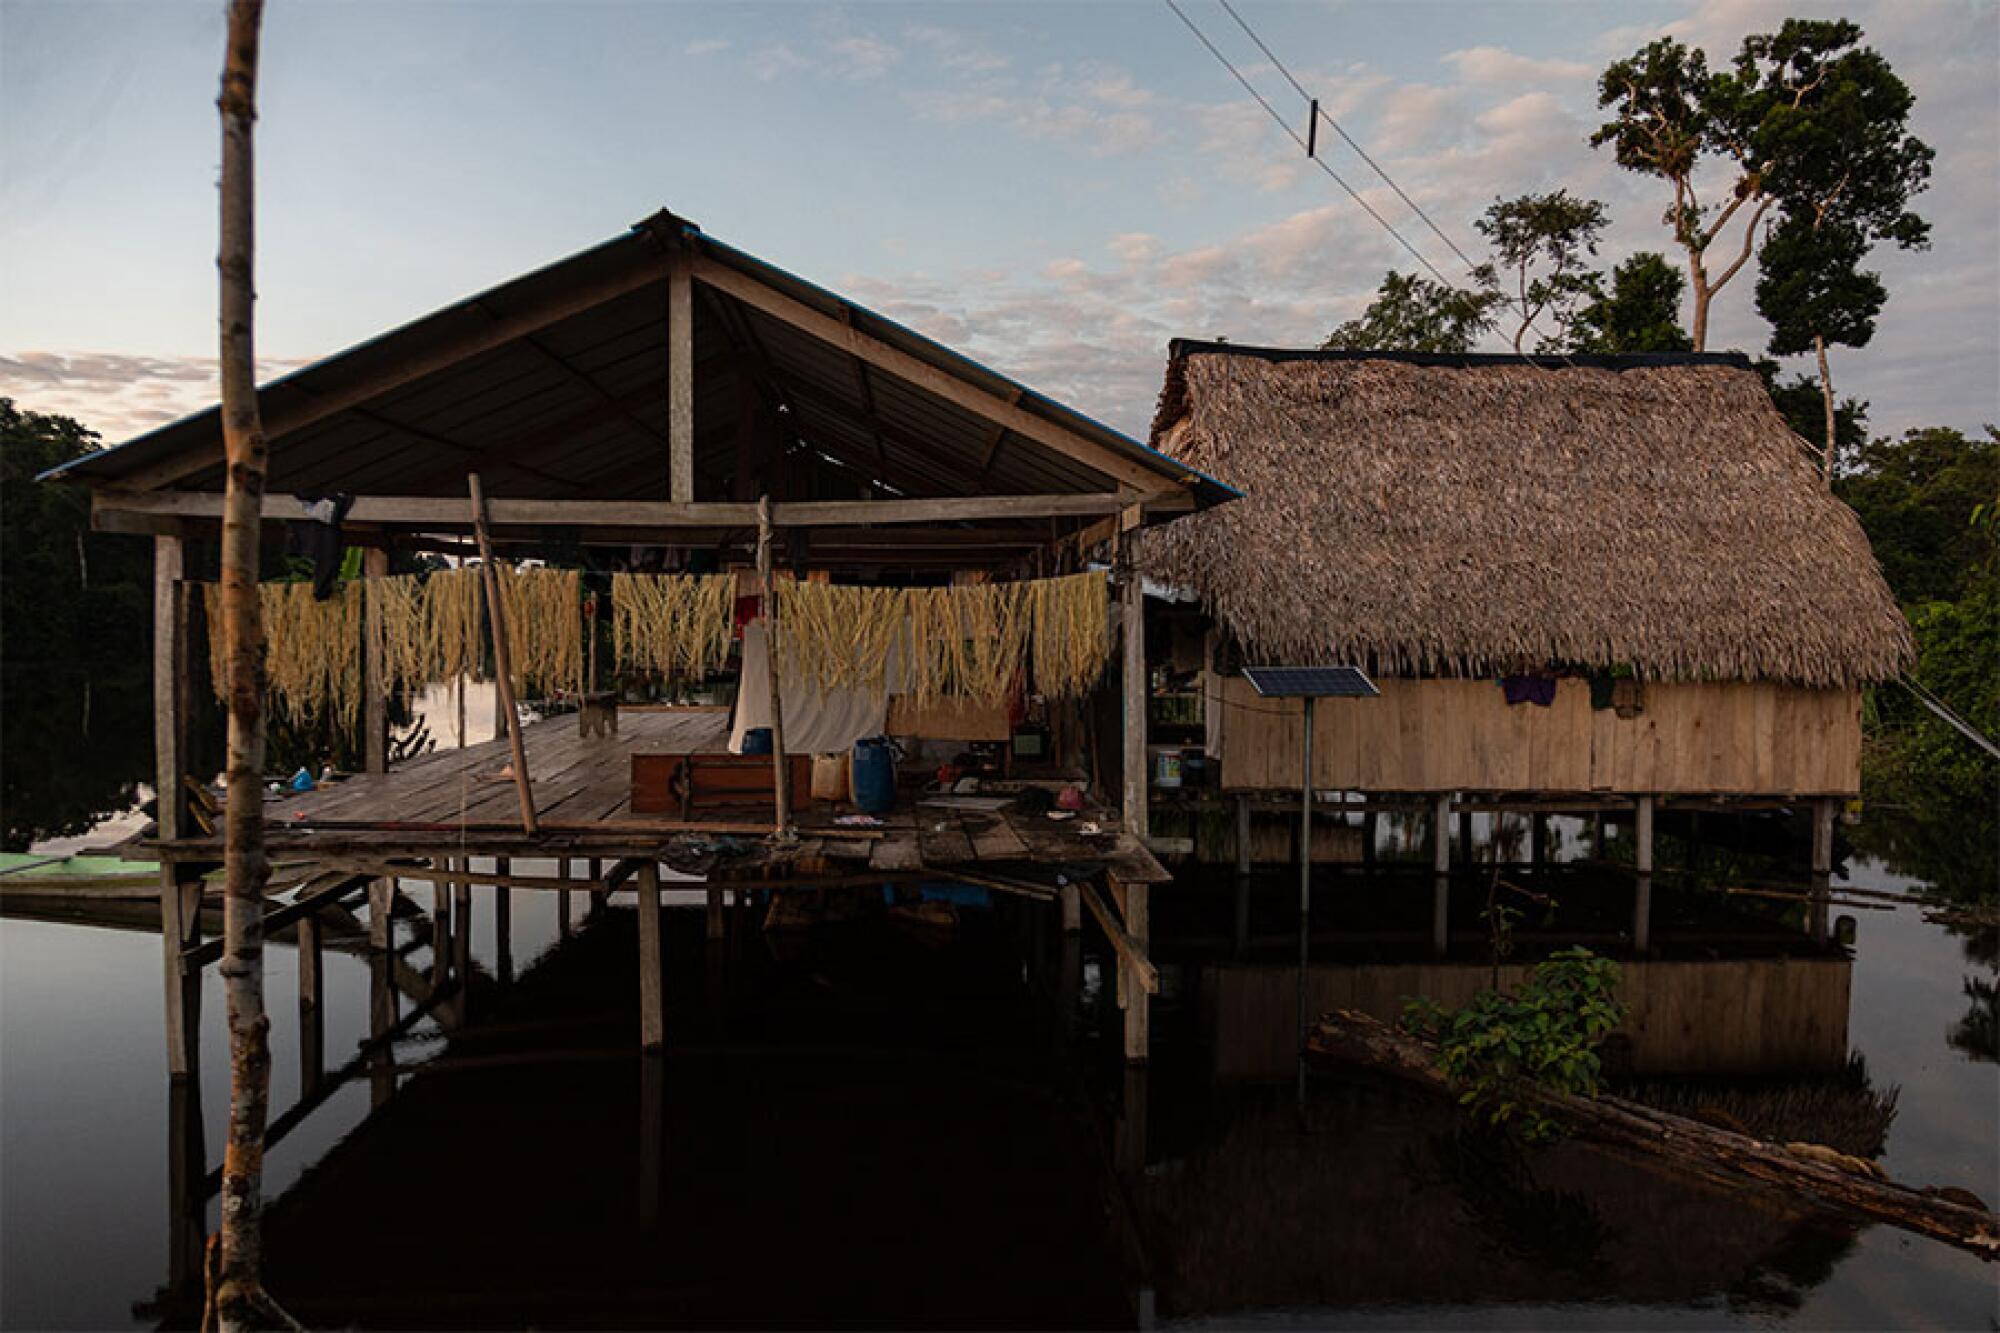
45;210;1238;513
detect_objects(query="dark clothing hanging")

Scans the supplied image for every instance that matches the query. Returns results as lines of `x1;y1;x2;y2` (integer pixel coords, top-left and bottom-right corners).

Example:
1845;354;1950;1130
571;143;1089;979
1500;673;1558;707
283;494;354;600
1589;672;1619;711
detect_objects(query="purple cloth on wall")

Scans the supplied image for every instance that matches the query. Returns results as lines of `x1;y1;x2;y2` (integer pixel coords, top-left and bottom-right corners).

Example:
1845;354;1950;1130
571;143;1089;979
1500;674;1558;707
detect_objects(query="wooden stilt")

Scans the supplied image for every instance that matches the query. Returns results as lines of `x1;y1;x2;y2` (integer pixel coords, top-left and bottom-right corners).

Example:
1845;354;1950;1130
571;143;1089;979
754;496;794;838
636;861;665;1051
1635;795;1656;876
363;546;389;775
705;886;725;942
1811;797;1836;877
1457;808;1473;864
1432;793;1453;876
1113;873;1150;1064
494;857;513;985
160;870;202;1079
1431;874;1449;959
297;911;323;1094
558;863;574;937
431;867;451;984
165;1073;206;1297
1530;812;1547;867
1119;524;1148;841
153;535;201;1079
1117;1064;1149;1176
1362;809;1378;867
452;877;472;1012
368;892;397;1107
1633;874;1654;954
1593;812;1607;858
1234;792;1252;876
1059;883;1081;934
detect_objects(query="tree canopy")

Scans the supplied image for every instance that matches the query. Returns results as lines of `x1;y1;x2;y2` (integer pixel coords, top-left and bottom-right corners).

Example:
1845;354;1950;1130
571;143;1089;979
1321;270;1501;354
1568;252;1694;354
1474;190;1609;352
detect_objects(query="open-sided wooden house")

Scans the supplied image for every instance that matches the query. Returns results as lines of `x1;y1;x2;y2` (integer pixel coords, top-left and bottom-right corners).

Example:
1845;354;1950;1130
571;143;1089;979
47;209;1238;1072
1136;343;1911;889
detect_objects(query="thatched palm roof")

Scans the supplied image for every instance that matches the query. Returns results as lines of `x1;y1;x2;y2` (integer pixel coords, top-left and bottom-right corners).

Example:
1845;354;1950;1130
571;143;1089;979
1138;344;1910;686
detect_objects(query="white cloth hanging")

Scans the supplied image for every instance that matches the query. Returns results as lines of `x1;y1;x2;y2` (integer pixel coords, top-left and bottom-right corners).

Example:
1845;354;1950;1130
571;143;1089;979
729;618;889;756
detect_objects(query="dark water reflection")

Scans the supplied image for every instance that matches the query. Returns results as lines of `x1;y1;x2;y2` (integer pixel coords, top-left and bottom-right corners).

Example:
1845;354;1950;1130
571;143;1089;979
2;823;1996;1328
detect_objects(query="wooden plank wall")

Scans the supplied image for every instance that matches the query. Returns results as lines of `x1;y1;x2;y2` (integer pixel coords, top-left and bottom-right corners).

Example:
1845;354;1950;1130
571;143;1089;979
1207;956;1852;1078
1211;676;1862;795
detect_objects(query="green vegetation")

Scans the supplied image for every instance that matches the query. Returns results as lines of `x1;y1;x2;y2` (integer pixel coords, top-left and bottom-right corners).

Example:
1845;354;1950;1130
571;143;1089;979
1321;270;1501;354
1403;948;1628;1144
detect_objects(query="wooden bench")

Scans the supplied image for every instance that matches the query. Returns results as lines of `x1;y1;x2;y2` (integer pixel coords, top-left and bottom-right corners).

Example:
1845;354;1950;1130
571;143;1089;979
631;753;813;818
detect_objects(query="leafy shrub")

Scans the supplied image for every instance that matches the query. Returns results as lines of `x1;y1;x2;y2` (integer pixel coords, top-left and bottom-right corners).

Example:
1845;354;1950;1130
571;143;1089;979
1403;948;1627;1143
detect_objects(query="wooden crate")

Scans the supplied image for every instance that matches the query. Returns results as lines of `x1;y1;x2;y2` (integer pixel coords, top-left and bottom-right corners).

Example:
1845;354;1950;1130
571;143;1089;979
631;753;813;816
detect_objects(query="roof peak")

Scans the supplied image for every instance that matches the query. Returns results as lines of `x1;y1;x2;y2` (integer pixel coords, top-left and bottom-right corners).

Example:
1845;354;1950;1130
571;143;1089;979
1167;340;1754;373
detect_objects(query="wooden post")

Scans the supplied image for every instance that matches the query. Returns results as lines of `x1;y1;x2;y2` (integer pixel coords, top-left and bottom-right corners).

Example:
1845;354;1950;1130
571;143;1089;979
1362;809;1378;867
452;877;472;1007
1457;808;1473;864
468;473;538;834
754;496;793;837
1119;532;1147;841
166;1073;207;1298
638;1051;665;1232
637;861;665;1051
1432;874;1450;958
706;887;725;942
430;867;451;984
1234;792;1252;877
363;546;389;775
1635;795;1656;876
1530;812;1547;867
1114;873;1150;1063
668;256;695;503
557;859;574;938
154;536;203;1079
368;879;396;1108
494;857;513;985
1432;793;1452;875
1058;883;1081;934
1593;811;1607;858
1117;1064;1148;1177
1812;797;1836;877
1633;873;1654;954
296;910;323;1093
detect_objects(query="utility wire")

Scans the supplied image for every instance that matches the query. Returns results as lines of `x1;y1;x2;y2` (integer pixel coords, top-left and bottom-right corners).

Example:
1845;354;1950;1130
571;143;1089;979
1160;0;1454;289
1213;0;1488;281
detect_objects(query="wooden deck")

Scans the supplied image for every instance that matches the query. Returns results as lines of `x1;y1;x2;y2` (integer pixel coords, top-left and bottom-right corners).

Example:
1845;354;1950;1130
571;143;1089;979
178;707;1167;887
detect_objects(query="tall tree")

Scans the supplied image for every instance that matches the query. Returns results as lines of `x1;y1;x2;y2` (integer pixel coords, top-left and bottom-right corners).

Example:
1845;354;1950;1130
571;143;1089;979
1474;190;1609;352
1723;18;1932;480
1568;252;1694;354
1591;38;1770;351
210;1;295;1329
1322;270;1502;354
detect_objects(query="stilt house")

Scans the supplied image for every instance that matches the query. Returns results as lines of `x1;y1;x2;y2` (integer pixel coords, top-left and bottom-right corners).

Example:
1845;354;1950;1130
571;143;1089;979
1136;343;1912;877
46;209;1239;1070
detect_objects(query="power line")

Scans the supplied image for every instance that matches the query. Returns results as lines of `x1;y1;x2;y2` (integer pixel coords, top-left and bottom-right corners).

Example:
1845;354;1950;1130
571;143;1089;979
1160;0;1455;289
1213;0;1487;281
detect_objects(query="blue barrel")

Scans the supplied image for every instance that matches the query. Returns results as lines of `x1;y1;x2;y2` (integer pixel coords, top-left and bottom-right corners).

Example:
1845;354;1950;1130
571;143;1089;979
740;727;773;755
850;737;896;814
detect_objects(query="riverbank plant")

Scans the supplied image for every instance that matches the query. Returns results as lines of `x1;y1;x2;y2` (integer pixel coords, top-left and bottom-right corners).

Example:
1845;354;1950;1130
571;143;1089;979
1403;948;1627;1143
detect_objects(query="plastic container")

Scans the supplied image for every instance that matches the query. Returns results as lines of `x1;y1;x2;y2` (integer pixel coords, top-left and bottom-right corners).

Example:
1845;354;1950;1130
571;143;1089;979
812;752;850;802
850;737;897;814
740;727;773;755
1151;746;1183;789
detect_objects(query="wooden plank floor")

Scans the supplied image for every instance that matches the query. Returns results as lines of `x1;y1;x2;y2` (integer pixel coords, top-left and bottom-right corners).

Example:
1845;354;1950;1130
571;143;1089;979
280;709;732;828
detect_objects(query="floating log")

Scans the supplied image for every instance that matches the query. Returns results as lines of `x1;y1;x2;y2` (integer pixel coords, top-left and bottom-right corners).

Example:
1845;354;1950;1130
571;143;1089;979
1307;1008;1999;1262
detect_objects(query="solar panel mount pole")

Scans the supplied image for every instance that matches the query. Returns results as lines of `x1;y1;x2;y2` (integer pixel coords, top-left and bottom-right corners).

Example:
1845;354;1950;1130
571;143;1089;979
1296;694;1314;1109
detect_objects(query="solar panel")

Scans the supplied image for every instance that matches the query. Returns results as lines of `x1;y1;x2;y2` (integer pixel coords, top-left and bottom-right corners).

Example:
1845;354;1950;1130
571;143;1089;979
1241;665;1379;698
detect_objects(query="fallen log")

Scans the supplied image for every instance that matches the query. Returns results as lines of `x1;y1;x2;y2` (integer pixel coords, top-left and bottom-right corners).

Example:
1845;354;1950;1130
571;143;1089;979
1307;1007;1999;1263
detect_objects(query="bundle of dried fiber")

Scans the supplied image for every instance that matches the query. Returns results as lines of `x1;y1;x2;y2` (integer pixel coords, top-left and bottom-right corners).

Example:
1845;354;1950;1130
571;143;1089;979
778;582;907;695
1029;571;1111;699
423;565;486;684
494;565;582;697
948;581;1031;704
369;573;431;697
611;572;736;680
203;581;368;728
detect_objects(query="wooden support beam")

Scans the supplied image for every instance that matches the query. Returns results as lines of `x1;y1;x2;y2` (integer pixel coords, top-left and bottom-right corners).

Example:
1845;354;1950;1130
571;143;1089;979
1633;873;1654;954
297;909;324;1093
668;256;695;502
1058;883;1081;934
118;255;672;491
468;474;539;835
1812;797;1836;877
636;861;665;1051
705;887;725;941
1078;880;1160;996
1635;794;1656;876
1115;873;1150;1064
693;256;1180;494
160;870;202;1077
363;546;389;775
1432;874;1450;959
1119;550;1147;841
153;536;189;843
755;496;794;838
494;857;513;985
1432;793;1453;875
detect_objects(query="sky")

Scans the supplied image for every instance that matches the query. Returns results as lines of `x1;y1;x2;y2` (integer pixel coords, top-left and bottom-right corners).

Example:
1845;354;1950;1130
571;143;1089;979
2;0;1995;446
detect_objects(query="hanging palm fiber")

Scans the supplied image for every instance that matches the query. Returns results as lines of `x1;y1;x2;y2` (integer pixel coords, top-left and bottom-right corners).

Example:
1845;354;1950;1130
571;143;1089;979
493;564;583;698
611;572;736;679
421;564;486;686
777;572;1109;706
203;580;366;729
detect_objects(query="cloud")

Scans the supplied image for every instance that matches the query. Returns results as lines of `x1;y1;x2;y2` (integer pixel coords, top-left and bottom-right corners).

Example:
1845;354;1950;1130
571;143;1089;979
829;35;900;81
1;352;303;441
1443;47;1593;85
904;24;1010;74
748;44;812;82
1108;232;1160;264
683;38;729;57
